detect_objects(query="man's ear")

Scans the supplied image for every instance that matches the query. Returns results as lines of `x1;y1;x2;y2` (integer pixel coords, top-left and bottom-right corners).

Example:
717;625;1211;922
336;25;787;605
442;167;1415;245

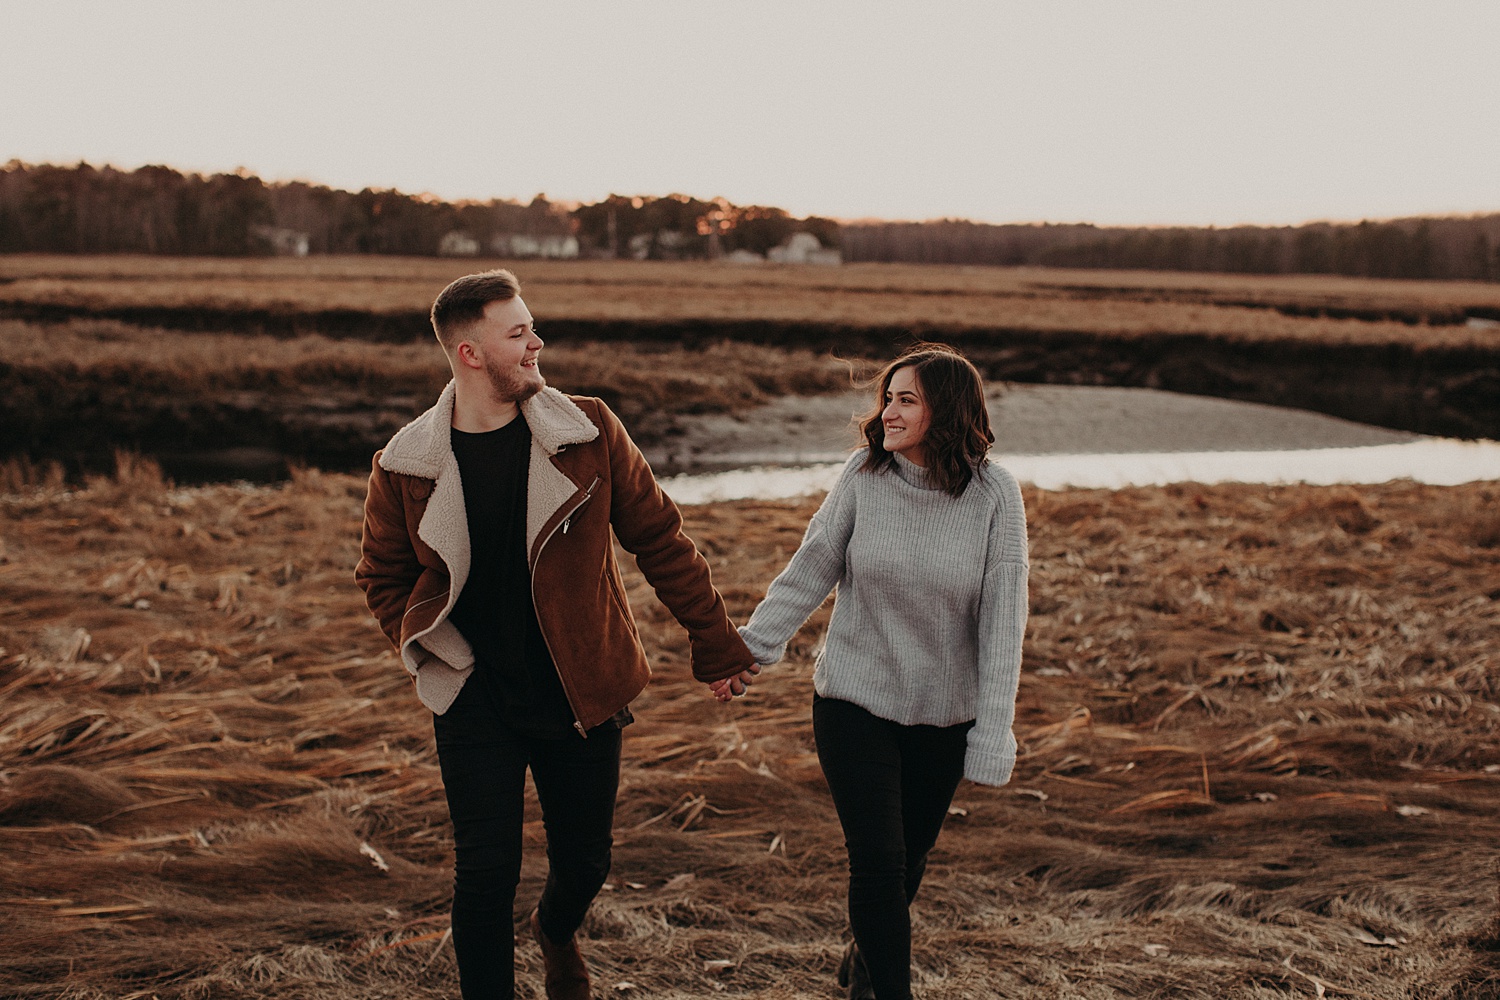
454;339;483;370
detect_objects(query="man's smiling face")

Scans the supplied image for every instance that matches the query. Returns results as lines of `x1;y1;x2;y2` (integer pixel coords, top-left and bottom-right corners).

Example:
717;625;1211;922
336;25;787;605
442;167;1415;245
464;295;544;404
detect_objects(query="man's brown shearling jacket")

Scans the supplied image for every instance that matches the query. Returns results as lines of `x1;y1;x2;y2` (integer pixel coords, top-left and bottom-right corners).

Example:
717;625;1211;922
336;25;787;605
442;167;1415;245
355;382;754;733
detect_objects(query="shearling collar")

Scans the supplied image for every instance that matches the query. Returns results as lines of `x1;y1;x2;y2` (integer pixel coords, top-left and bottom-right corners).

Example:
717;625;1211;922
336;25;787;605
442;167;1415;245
378;381;599;479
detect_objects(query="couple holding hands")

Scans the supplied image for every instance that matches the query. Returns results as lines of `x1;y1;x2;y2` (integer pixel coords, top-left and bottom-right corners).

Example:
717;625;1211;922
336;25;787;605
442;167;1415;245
356;269;1028;1000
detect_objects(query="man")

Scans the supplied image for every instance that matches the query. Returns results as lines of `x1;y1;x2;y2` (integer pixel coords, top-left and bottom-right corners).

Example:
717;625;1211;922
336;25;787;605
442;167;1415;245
355;269;757;999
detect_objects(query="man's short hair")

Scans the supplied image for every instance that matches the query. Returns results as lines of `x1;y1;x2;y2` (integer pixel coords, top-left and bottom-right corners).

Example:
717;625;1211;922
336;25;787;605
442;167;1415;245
430;269;522;348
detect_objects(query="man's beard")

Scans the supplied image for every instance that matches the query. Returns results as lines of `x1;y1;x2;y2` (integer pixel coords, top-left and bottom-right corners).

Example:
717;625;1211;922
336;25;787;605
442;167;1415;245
483;358;544;407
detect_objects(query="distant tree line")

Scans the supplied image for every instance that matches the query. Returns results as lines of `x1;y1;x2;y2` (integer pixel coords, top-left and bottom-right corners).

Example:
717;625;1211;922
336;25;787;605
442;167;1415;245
0;161;572;256
2;160;1497;280
0;161;835;260
844;216;1500;281
841;220;1099;267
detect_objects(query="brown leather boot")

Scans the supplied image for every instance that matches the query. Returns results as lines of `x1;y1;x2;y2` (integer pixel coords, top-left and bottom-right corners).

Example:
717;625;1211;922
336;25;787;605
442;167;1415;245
530;909;591;1000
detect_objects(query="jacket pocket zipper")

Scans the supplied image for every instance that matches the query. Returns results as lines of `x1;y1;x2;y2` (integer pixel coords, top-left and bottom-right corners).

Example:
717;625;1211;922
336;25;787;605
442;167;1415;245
534;475;603;736
401;592;446;621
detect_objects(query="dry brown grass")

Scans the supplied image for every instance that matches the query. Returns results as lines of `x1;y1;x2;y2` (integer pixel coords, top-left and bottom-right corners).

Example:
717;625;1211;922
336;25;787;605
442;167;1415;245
2;458;1497;998
4;254;1500;348
0;317;866;427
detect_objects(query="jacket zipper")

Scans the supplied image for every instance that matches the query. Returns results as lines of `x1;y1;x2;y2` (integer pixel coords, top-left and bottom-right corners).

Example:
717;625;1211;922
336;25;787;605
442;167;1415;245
531;475;602;737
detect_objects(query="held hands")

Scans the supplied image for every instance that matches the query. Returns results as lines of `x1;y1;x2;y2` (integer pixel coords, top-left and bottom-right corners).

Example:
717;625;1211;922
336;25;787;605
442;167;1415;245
708;664;761;702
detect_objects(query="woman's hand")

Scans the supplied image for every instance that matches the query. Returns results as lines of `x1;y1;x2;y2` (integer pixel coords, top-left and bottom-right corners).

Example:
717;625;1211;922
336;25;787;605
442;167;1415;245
708;664;761;702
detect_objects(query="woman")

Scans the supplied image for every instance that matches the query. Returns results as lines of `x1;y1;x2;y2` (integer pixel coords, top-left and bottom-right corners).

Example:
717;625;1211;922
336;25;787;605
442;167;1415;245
714;343;1029;1000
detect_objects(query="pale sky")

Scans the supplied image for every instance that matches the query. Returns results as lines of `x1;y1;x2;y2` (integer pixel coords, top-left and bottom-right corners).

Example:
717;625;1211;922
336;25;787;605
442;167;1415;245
4;0;1497;227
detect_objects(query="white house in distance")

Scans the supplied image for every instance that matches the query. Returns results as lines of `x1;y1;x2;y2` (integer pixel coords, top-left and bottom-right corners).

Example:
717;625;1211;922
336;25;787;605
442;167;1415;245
439;231;481;256
251;225;310;257
767;231;842;265
492;234;580;259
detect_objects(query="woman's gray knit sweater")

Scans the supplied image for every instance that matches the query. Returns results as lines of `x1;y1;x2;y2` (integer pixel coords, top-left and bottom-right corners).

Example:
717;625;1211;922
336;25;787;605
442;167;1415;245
740;450;1029;786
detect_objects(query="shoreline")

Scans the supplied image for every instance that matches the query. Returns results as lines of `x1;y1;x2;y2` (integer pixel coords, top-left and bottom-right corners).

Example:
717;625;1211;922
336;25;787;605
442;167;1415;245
133;384;1464;485
640;383;1422;474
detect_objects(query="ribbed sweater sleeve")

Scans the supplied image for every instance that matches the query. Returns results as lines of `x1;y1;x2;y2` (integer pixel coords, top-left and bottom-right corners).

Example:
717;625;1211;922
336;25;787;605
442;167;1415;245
964;471;1030;786
738;454;861;665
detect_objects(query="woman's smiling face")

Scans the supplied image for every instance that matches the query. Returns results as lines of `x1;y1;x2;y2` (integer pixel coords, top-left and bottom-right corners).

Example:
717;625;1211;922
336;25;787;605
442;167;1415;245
881;365;931;466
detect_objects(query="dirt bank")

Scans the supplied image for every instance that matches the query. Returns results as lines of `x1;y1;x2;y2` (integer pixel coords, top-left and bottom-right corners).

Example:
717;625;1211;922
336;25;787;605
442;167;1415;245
579;317;1496;442
0;326;857;482
520;316;1498;442
2;374;1427;486
4;303;1495;449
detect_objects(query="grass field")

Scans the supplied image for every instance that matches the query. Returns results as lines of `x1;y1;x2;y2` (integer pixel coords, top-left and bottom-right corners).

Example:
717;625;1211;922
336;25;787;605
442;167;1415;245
2;255;1499;996
4;254;1500;347
0;317;863;420
2;459;1497;998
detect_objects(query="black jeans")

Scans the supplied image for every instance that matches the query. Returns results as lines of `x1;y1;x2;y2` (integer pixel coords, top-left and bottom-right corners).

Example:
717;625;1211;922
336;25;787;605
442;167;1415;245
434;680;622;1000
813;695;974;1000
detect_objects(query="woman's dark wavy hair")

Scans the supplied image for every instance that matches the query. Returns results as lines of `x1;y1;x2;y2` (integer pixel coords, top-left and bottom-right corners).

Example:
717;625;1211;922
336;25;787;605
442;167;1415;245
860;343;993;497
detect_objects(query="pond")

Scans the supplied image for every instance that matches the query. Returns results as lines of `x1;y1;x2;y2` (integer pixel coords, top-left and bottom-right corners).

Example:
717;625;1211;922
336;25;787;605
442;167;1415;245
661;438;1500;504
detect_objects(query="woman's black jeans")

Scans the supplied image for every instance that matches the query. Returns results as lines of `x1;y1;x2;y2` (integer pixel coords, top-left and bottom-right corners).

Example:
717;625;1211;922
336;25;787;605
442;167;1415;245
813;695;974;1000
434;682;621;1000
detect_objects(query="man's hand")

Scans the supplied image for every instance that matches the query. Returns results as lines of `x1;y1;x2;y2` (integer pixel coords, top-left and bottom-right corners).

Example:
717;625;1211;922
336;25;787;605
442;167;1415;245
708;664;761;702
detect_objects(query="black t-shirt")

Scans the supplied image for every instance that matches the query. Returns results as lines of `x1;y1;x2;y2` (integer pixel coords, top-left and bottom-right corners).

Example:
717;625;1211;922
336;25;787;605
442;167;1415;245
448;418;577;738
